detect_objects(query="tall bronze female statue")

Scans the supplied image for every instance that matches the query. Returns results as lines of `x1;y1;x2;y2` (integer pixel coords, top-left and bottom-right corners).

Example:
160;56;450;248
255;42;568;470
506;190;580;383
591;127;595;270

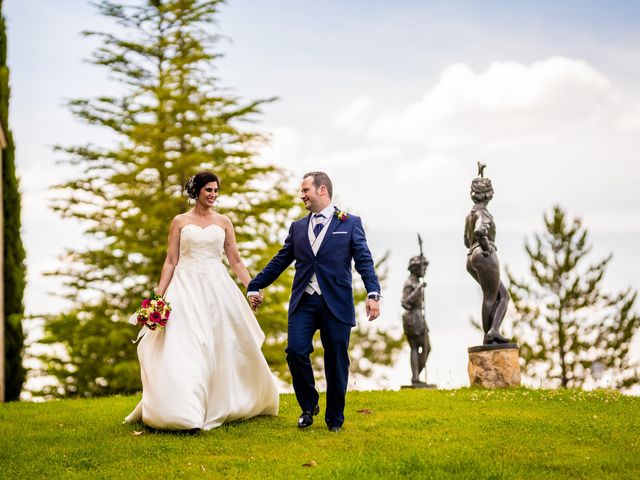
464;163;510;345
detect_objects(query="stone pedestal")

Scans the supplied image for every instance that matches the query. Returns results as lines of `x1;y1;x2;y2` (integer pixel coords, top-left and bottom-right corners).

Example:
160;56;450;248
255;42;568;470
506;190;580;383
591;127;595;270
467;343;520;388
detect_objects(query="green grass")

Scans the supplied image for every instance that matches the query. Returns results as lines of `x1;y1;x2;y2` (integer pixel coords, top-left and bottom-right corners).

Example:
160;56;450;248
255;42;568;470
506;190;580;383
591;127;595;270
1;389;639;479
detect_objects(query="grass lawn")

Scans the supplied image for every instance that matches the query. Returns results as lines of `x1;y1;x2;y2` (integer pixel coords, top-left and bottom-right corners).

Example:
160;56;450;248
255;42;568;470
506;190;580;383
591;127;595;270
1;388;639;479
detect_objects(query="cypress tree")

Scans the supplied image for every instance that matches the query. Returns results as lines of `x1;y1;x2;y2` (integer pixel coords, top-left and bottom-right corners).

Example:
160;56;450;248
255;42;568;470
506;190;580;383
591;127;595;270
1;0;27;401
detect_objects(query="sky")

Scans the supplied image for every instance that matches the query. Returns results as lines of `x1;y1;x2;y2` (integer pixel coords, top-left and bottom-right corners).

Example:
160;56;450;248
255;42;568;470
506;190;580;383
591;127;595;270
4;0;640;391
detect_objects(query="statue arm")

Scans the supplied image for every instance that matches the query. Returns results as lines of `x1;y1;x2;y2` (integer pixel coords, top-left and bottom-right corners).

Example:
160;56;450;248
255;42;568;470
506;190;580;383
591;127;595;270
474;213;494;256
403;282;426;306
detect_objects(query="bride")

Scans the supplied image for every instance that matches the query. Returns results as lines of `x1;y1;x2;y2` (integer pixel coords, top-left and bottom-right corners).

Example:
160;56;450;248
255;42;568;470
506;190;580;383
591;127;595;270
125;171;279;430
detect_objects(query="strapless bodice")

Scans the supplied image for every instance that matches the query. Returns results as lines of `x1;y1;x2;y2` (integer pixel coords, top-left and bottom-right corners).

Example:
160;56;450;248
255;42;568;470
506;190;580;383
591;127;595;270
176;223;225;269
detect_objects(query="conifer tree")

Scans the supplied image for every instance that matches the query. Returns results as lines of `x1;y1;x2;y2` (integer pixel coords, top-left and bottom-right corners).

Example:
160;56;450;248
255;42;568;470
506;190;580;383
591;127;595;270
508;205;640;389
1;0;27;401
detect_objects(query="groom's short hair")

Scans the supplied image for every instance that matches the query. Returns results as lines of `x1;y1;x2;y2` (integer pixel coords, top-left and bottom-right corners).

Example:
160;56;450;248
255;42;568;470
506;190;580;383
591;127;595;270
304;171;333;199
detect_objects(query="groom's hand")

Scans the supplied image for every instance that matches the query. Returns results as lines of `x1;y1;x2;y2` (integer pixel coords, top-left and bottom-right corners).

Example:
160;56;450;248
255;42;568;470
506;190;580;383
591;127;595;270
365;298;380;321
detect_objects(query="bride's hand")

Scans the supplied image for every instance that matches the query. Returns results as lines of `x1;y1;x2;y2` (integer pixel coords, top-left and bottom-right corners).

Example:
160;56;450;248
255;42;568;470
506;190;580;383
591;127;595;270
248;294;263;311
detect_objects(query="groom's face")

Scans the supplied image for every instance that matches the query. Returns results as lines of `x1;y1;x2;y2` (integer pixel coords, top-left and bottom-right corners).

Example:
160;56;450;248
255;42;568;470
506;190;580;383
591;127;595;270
300;176;323;212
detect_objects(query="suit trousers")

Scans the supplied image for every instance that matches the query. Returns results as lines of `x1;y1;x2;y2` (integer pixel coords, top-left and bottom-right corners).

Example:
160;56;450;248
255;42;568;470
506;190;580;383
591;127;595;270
286;292;352;428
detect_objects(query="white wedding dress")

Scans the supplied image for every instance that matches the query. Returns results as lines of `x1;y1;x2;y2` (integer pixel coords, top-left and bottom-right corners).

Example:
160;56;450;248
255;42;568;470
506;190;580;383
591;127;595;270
124;223;279;430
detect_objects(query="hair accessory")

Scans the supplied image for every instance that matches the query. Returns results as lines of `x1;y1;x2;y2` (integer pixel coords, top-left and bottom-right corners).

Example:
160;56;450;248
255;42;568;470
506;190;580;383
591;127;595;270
186;175;196;198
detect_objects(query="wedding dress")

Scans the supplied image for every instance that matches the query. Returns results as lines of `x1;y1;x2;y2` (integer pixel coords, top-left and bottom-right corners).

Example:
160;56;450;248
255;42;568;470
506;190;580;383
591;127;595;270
124;223;279;430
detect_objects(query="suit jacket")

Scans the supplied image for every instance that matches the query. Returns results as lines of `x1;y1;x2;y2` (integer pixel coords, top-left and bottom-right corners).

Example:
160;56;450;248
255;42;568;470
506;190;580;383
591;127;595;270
248;208;380;326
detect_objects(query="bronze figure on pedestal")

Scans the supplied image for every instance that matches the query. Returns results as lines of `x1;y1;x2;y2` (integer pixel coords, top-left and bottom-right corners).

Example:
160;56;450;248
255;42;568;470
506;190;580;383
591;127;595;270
464;163;511;345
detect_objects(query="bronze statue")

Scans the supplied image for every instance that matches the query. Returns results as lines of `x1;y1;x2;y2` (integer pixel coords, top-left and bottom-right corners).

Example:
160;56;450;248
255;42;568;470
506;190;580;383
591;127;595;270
464;162;511;345
401;235;431;386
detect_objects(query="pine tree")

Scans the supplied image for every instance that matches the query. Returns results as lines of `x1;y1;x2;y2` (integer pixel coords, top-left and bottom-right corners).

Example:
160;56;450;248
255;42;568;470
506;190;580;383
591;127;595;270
35;0;400;397
1;0;27;401
507;205;640;389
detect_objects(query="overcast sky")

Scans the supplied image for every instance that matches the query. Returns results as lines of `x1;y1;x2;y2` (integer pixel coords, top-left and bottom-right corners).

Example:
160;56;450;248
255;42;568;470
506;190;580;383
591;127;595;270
5;0;640;390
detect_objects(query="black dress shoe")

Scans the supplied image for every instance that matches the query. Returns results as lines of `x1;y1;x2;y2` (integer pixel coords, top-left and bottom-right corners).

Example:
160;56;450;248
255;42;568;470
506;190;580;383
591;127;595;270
297;405;320;429
327;425;341;433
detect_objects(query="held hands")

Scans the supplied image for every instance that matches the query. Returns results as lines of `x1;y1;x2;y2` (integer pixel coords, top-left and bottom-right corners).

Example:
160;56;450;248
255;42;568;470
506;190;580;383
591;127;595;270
248;293;263;311
365;298;380;321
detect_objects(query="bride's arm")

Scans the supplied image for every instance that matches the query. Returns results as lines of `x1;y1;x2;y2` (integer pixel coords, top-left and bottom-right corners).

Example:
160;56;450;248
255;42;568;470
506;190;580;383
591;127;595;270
156;217;181;296
222;216;252;288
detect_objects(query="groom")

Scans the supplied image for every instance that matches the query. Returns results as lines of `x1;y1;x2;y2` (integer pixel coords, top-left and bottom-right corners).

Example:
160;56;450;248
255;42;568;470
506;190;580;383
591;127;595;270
247;171;381;432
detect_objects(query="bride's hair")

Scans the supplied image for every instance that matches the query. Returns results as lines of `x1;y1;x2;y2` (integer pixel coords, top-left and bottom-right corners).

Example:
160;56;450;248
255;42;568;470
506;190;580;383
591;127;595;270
185;171;220;199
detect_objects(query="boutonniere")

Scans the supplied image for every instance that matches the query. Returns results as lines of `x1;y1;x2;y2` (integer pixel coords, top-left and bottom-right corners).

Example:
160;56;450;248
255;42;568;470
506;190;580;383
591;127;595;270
334;208;348;222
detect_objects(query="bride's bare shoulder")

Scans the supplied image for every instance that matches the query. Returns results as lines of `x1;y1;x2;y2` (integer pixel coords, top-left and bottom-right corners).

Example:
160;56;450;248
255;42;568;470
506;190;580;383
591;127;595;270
213;212;232;227
171;212;191;229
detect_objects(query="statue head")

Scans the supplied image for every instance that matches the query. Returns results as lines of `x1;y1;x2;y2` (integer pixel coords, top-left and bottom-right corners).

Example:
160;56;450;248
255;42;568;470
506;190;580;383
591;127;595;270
470;176;494;204
408;255;428;276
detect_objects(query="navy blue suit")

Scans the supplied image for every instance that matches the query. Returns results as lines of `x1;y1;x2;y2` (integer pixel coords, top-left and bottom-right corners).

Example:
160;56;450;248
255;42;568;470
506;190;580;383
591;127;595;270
248;208;380;427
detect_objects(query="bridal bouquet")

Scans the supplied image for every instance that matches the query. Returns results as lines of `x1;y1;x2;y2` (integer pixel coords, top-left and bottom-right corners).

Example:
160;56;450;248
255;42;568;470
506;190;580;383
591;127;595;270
132;292;171;330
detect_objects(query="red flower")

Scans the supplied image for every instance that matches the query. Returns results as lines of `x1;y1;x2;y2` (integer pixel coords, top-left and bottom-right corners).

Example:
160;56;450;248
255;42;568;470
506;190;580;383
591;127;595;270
141;298;151;309
150;311;162;324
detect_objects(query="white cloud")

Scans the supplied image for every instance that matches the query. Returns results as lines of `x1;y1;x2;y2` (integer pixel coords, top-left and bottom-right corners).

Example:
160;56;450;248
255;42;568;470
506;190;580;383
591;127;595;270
367;56;613;146
262;57;640;232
